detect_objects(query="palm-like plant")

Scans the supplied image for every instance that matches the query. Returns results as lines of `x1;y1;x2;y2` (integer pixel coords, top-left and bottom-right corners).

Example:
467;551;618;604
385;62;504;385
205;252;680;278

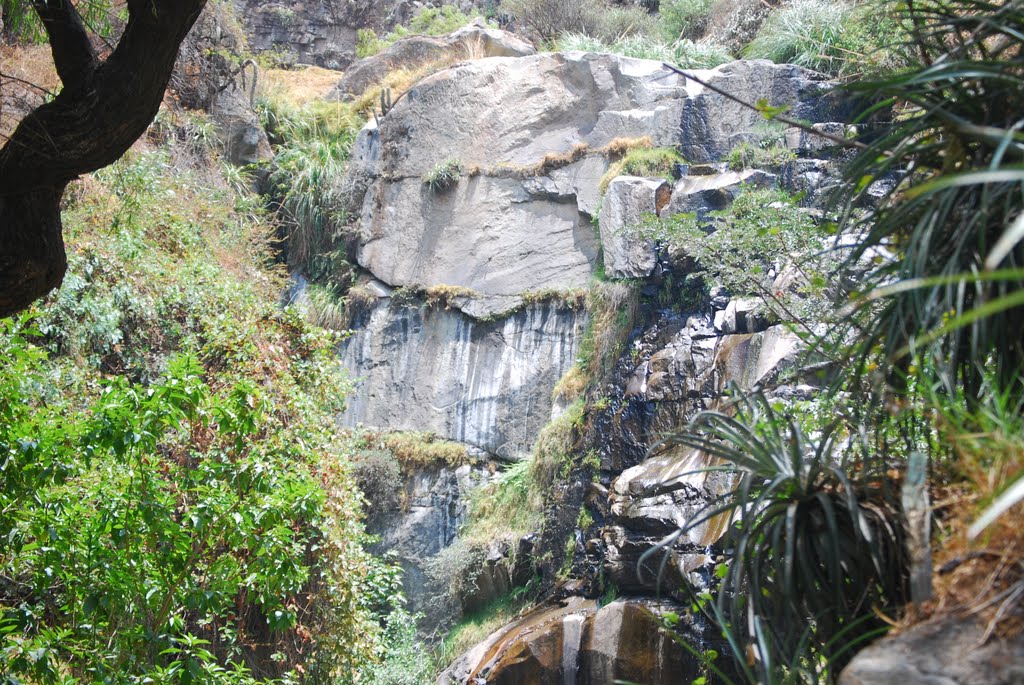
667;394;907;681
835;0;1024;403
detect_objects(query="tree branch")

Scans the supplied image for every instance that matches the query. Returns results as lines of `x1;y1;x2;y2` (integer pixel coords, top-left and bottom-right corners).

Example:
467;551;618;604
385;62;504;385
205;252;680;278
31;0;98;91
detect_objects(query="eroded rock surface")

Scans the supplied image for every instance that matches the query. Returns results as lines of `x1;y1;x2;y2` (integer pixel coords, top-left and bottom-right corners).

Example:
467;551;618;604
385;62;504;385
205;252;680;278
438;597;708;685
339;299;585;461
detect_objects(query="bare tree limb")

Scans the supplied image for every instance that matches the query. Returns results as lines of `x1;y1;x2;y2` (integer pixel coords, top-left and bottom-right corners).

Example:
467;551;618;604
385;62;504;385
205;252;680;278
31;0;98;90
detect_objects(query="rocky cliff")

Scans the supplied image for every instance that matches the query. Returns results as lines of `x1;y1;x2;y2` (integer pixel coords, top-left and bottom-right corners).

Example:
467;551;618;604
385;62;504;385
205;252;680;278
327;41;852;682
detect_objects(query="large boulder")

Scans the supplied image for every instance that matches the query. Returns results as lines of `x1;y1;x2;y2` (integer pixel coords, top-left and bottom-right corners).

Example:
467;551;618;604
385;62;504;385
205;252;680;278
839;617;1024;685
678;60;846;163
329;22;536;100
599;176;671;279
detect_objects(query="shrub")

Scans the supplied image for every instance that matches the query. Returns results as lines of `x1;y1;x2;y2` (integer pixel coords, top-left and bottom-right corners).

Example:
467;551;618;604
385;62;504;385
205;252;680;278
744;0;909;78
504;0;656;43
556;32;732;68
423;159;465;192
353;449;404;514
659;0;714;41
725;140;796;170
356;6;486;58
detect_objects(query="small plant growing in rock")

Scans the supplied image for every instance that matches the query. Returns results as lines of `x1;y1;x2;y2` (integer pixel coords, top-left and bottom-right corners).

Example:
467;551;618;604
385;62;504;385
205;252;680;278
423;159;465;192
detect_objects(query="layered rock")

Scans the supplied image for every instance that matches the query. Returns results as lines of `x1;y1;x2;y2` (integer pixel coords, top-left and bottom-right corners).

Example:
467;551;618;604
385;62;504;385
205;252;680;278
339;297;585;461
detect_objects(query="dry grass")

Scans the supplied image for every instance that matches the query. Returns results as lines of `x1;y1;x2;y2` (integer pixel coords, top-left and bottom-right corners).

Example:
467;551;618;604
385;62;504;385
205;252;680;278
425;284;477;309
910;479;1024;640
597;135;653;157
0;43;60;138
367;430;473;468
261;65;344;107
351;55;460;117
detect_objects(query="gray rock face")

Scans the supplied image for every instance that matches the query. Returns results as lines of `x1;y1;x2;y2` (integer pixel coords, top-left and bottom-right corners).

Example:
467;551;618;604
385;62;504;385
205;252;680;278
599;176;670;279
346;54;835;316
839;617;1024;685
601;322;802;593
678;60;845;163
330;23;535;99
339;299;585;461
368;462;493;615
357;174;600;318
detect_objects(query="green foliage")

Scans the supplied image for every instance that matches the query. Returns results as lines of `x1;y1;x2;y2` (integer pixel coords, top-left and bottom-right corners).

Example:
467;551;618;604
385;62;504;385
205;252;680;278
599;145;684;192
1;0;124;42
666;392;908;680
362;607;433;685
259;98;364;282
423;159;465;192
725;141;796;171
659;0;714;41
648;188;831;323
464;460;542;547
530;399;587;494
744;0;909;78
556;32;732;68
0;328;379;682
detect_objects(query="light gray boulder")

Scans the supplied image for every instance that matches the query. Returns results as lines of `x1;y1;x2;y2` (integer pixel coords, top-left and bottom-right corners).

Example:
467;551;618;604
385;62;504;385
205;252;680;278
839;617;1024;685
599;176;671;279
329;21;535;100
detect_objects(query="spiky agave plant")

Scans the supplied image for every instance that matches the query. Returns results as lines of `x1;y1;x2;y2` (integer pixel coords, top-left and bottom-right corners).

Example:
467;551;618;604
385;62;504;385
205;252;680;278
667;393;908;681
835;0;1024;404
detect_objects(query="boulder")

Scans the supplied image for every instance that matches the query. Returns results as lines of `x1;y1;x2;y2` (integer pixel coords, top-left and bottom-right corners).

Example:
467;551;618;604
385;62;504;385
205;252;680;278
713;296;769;334
663;169;776;226
599;176;671;279
330;22;536;99
210;86;272;166
678;60;846;163
839;617;1024;685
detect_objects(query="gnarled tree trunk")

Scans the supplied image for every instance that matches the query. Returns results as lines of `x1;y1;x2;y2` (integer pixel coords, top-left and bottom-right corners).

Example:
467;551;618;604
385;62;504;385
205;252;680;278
0;0;208;317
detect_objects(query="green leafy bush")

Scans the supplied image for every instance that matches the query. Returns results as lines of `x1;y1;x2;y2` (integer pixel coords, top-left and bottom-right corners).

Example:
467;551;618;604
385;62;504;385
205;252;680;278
648;188;830;323
599;145;685;192
725;141;796;171
0;329;379;682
